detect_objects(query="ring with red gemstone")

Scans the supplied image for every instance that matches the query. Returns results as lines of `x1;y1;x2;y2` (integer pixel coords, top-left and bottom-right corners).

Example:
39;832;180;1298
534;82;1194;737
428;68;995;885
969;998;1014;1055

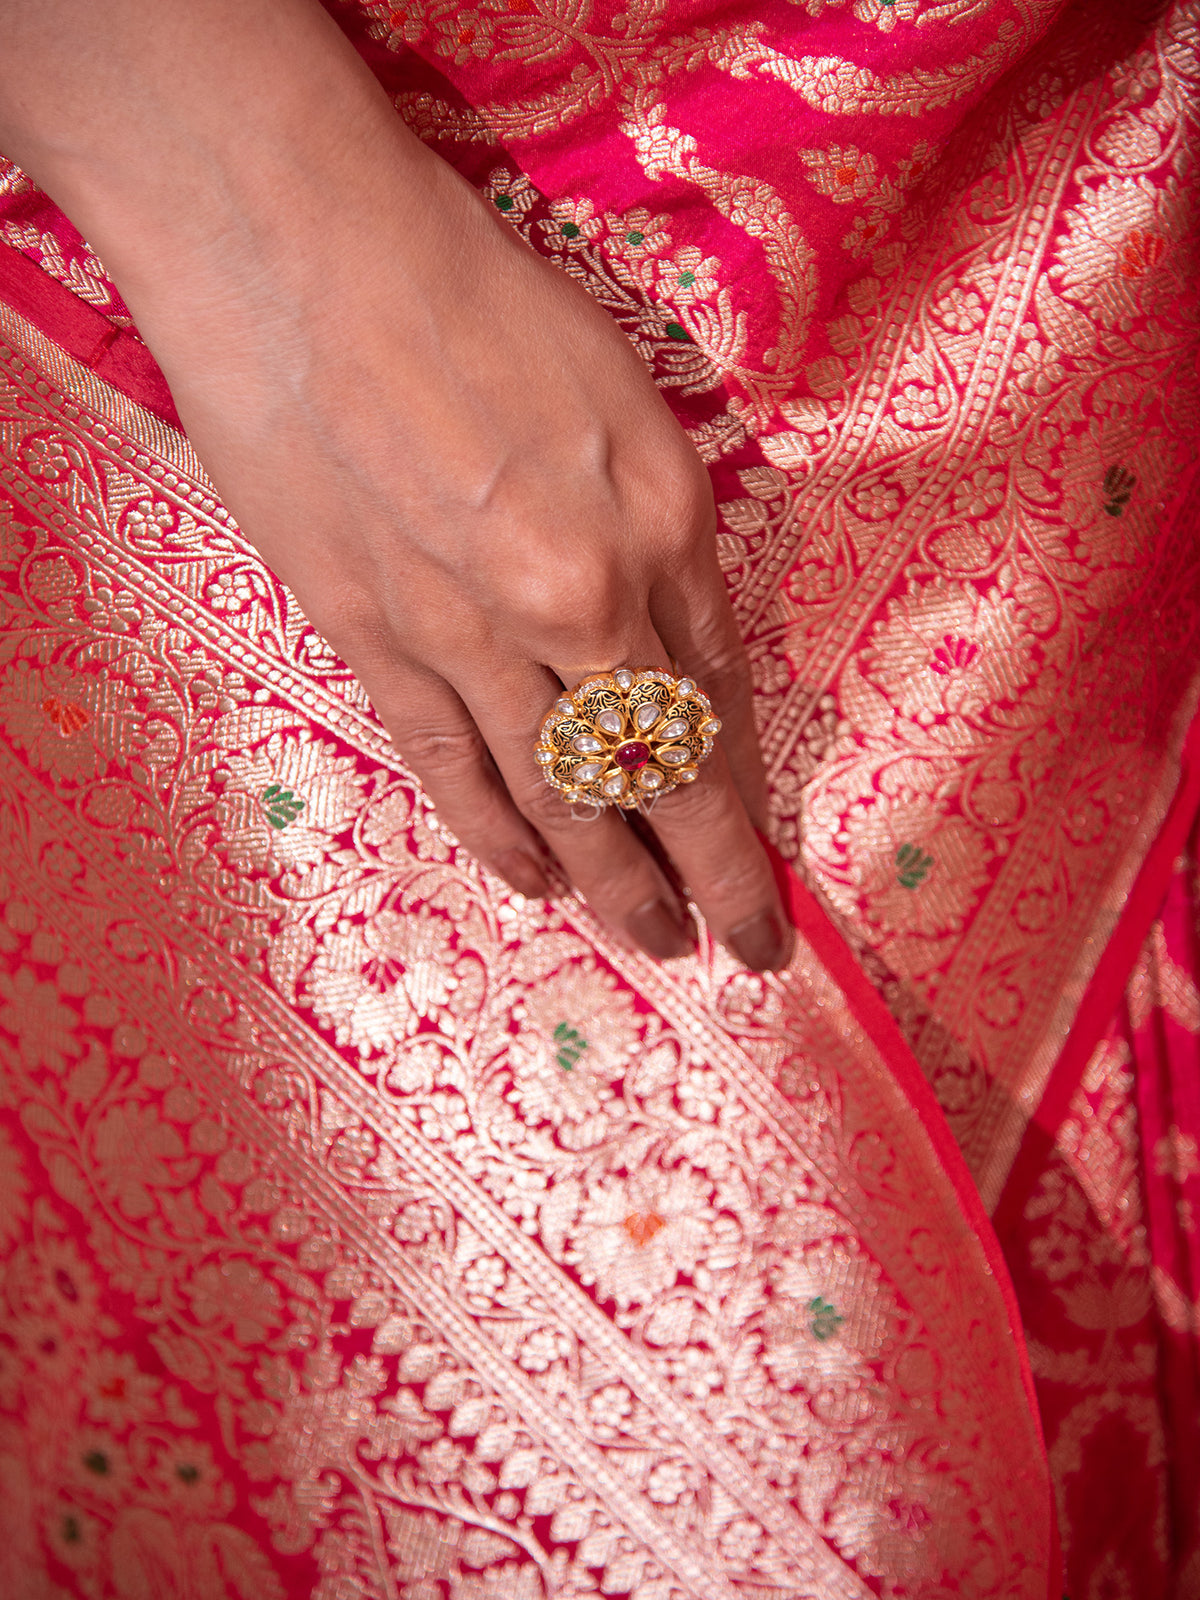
534;668;722;809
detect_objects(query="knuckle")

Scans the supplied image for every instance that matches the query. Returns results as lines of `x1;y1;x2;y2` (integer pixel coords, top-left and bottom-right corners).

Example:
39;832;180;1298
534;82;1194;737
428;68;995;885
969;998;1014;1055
397;719;488;774
497;542;618;629
506;567;572;633
703;852;775;908
654;437;713;507
517;778;577;831
690;622;754;701
707;646;754;703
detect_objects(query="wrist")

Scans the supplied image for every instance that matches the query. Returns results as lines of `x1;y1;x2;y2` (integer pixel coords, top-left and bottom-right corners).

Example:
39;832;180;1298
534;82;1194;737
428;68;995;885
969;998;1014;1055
0;0;437;347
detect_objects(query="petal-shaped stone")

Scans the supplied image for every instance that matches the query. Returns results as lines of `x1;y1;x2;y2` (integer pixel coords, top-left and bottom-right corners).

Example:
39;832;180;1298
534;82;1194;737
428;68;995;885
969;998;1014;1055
573;760;602;782
602;773;626;797
638;767;663;789
659;746;688;766
676;677;696;697
614;669;634;689
573;734;603;754
614;741;650;771
596;709;623;735
699;717;722;736
659;716;689;740
634;702;661;731
554;696;575;716
677;768;698;783
535;748;555;765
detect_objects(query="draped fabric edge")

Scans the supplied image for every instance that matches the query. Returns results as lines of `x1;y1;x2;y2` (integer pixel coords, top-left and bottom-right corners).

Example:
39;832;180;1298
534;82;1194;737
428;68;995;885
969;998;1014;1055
776;849;1054;1459
993;590;1200;1242
0;240;180;429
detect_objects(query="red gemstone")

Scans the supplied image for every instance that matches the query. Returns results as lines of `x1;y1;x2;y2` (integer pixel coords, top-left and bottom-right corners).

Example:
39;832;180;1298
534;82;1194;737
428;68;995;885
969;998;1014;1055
614;740;650;771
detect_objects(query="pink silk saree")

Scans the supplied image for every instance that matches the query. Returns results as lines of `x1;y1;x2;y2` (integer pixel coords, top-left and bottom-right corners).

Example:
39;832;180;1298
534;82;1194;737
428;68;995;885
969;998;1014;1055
0;0;1198;1595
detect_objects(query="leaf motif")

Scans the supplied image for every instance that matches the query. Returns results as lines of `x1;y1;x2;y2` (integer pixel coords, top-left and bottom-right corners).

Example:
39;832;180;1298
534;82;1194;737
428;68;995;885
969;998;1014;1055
719;498;769;537
202;1523;287;1600
576;1525;617;1568
737;465;788;500
448;1395;490;1438
397;1341;440;1383
423;1367;466;1412
19;1102;71;1142
759;430;813;473
497;1447;542;1489
46;1151;91;1210
723;1276;768;1329
474;1421;516;1462
372;1315;412;1355
148;1330;216;1391
549;1498;593;1544
601;1548;647;1594
1034;275;1096;359
111;1508;182;1600
524;1470;571;1516
212;706;298;749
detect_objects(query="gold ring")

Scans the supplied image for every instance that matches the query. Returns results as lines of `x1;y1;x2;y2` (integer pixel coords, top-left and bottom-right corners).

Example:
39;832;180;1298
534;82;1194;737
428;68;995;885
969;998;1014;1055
534;667;721;809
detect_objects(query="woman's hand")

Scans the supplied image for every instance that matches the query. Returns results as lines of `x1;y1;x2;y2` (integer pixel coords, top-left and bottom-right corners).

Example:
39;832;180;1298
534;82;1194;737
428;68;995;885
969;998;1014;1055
0;0;793;970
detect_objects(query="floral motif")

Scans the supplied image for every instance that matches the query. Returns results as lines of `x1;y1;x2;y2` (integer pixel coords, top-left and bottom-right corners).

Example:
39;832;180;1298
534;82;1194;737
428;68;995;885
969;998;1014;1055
121;498;178;545
4;2;1186;1585
798;144;880;203
1052;175;1179;324
207;568;265;613
19;432;72;481
932;284;987;333
788;0;919;30
215;729;366;873
0;662;109;783
808;788;993;952
564;1165;719;1310
0;963;83;1072
891;381;951;428
503;963;640;1135
857;582;1050;726
546;196;604;247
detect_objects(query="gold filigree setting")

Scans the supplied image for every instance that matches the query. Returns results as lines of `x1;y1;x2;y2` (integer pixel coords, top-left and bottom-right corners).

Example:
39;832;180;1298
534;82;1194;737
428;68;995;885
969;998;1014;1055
534;668;720;807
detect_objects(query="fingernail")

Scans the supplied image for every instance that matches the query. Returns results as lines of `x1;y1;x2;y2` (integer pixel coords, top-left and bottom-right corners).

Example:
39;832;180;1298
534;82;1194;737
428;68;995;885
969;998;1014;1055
495;849;551;900
729;909;791;972
628;897;695;961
